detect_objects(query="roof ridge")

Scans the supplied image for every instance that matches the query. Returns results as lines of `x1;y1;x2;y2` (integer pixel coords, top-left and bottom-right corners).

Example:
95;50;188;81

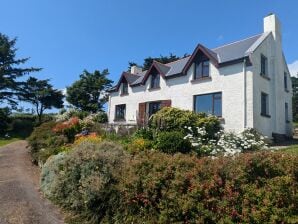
153;60;171;67
212;33;263;50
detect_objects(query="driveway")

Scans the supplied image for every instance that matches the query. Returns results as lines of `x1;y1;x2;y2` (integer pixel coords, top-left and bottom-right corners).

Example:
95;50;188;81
0;141;64;224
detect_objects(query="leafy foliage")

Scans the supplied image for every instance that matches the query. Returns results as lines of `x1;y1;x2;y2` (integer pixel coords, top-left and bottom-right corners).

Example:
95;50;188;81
0;33;40;104
66;70;113;112
154;131;192;154
18;77;64;123
0;107;11;135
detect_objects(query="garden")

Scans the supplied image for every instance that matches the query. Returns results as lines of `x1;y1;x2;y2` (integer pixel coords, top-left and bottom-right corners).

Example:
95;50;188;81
26;107;298;223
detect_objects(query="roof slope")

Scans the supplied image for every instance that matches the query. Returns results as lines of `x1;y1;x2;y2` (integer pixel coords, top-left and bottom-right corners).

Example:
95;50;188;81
109;32;271;91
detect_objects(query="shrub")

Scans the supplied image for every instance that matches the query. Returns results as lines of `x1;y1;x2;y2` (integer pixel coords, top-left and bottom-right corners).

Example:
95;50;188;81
150;107;199;133
93;112;108;123
74;133;102;145
0;107;11;135
40;152;66;197
154;131;192;154
117;151;298;223
49;141;129;223
52;117;81;142
127;137;152;154
27;121;68;164
133;128;154;140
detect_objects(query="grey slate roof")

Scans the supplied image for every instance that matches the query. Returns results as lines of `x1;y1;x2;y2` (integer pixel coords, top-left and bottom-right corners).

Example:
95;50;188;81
110;32;271;91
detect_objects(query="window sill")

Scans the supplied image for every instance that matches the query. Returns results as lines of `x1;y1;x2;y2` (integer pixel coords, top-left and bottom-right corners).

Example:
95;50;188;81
191;76;211;83
260;113;271;118
114;119;126;122
149;87;161;91
260;74;270;80
120;93;129;96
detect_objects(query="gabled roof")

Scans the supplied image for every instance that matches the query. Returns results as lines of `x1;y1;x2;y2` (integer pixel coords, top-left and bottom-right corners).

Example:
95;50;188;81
109;32;271;92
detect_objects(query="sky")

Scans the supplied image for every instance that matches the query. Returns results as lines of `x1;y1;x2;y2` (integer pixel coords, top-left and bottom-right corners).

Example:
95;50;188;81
1;0;298;110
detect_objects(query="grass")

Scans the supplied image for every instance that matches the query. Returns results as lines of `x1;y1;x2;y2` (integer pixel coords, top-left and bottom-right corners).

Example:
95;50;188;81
280;145;298;155
0;137;21;147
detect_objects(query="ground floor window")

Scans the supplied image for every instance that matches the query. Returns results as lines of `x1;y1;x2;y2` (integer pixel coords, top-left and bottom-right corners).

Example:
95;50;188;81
194;92;222;116
261;92;270;116
148;101;161;117
115;104;126;120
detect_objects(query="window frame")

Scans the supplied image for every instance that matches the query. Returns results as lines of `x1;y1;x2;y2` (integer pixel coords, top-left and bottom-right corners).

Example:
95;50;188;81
150;73;160;89
148;101;161;117
261;92;270;117
114;104;126;121
285;102;289;123
194;59;210;80
193;92;222;117
284;72;288;91
260;54;268;77
121;81;128;95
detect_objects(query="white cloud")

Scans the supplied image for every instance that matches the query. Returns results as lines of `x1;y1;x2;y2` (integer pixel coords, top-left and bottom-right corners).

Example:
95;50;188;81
288;60;298;77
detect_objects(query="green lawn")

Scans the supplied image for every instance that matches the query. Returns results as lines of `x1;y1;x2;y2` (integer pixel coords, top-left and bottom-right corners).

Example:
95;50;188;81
0;138;21;147
280;145;298;155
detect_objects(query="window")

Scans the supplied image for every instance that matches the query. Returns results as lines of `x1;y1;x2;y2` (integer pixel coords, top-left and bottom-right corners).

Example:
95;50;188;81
194;60;210;79
261;92;270;116
150;73;160;89
194;92;222;116
148;101;161;117
115;104;126;120
260;54;268;76
284;72;288;91
122;81;128;95
285;102;289;122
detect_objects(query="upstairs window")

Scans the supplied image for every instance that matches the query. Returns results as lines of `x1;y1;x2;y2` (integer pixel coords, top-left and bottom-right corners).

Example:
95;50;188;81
194;60;210;79
285;102;289;122
121;81;128;95
260;54;268;76
115;104;126;120
261;92;270;117
284;72;288;91
194;92;222;116
148;101;161;117
150;73;160;89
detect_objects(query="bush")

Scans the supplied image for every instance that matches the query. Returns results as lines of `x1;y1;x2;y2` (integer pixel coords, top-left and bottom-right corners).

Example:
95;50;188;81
133;128;154;140
93;112;108;123
118;151;298;223
52;117;82;142
154;131;192;154
127;137;152;154
48;141;129;223
27;121;68;164
0;107;11;135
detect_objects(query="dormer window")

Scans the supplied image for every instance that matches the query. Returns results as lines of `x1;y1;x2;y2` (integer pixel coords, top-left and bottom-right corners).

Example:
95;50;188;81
150;73;160;89
121;81;128;95
260;54;268;76
194;60;210;79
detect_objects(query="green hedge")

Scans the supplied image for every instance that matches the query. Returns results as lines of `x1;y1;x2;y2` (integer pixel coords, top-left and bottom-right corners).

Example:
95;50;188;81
41;143;298;223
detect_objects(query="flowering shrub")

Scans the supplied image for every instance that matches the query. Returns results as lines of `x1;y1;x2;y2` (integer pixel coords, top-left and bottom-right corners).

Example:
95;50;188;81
127;137;152;154
185;127;268;156
55;108;89;122
74;133;102;145
52;117;81;142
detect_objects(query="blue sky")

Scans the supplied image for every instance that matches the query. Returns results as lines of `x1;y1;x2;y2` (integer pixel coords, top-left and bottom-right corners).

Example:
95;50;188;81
1;0;298;107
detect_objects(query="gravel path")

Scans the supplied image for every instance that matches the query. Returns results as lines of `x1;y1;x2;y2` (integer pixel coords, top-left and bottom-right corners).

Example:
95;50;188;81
0;141;64;224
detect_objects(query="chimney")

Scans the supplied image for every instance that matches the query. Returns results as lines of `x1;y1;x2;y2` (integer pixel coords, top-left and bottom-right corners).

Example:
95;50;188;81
131;65;143;74
264;13;282;43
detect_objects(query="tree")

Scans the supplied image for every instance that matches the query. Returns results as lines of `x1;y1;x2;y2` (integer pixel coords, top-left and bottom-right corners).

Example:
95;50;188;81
18;77;64;123
292;75;298;121
66;69;113;112
0;33;40;105
128;53;188;71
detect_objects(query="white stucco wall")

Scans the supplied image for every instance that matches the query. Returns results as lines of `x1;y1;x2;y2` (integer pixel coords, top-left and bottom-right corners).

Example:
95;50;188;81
109;61;253;134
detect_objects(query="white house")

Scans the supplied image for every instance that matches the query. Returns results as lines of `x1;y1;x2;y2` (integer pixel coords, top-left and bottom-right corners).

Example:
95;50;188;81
108;14;293;138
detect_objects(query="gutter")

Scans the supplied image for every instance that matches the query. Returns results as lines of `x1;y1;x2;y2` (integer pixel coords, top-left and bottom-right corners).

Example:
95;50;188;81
243;58;247;128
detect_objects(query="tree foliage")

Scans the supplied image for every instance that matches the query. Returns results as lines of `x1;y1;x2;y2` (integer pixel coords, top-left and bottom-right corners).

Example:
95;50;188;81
0;33;40;104
291;76;298;121
18;77;64;123
66;69;113;113
128;53;187;71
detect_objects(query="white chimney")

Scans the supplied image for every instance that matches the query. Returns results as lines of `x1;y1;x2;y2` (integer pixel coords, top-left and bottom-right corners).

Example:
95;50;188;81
130;65;143;74
264;13;281;43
